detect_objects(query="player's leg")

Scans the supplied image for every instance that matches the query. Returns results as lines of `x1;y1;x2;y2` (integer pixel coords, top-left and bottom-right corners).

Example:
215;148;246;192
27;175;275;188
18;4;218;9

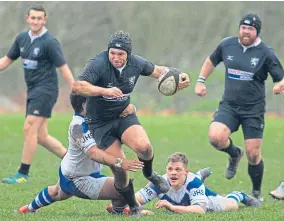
104;141;141;215
241;109;265;201
37;119;67;158
195;167;212;181
2;114;45;184
270;182;284;200
98;177;128;214
226;191;261;208
209;101;243;179
119;114;169;193
18;182;72;213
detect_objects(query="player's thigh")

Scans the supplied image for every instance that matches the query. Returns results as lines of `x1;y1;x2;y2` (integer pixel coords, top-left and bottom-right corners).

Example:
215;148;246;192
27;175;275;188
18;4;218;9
210;102;240;137
26;93;57;119
119;114;149;148
105;139;125;158
89;123;118;150
98;177;123;200
241;114;265;140
23;115;45;135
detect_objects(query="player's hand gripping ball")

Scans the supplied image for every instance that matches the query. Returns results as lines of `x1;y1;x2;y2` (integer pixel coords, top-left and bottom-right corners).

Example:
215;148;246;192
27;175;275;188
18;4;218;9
158;67;182;96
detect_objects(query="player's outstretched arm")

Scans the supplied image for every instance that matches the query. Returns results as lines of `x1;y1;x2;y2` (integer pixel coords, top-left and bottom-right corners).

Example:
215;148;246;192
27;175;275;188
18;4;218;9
156;200;205;214
0;56;13;71
87;146;144;172
58;64;74;91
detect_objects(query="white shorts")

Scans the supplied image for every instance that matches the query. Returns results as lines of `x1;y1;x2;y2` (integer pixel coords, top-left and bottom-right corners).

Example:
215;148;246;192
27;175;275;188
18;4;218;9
59;167;108;200
206;195;227;212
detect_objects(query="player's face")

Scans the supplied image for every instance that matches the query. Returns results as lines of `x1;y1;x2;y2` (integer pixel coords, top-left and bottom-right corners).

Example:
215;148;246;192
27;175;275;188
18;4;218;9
26;10;47;35
239;25;257;46
108;48;127;68
166;162;188;188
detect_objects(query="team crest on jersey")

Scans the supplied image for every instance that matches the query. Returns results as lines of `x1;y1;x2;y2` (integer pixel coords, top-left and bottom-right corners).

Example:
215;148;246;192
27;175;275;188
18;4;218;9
250;57;259;68
33;47;40;56
128;76;136;86
20;47;24;52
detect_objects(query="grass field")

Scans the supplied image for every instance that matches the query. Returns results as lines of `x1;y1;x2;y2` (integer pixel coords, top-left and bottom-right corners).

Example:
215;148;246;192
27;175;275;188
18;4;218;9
1;113;284;221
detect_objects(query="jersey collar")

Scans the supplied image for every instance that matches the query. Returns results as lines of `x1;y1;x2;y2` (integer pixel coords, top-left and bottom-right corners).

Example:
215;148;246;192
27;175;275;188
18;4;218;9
28;27;48;43
238;37;262;52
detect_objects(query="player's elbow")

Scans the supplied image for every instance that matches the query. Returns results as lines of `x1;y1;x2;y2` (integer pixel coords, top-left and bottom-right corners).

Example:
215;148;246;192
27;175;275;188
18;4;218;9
72;81;83;93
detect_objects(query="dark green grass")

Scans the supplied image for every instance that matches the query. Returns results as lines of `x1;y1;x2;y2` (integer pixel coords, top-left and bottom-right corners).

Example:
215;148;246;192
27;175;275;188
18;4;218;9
0;114;284;221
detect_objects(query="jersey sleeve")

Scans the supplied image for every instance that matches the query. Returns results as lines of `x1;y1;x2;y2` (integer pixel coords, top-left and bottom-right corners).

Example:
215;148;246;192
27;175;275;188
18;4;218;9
187;177;208;207
47;38;67;67
70;122;96;153
209;41;224;67
136;183;160;204
135;55;155;76
77;60;101;85
266;49;284;82
7;35;20;60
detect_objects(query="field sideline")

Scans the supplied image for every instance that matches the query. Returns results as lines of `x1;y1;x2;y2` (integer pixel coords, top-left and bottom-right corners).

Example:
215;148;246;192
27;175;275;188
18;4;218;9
0;114;284;221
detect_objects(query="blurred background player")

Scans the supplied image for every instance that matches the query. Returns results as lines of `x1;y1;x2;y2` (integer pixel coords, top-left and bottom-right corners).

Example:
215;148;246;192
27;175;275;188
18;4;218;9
1;5;74;184
195;12;284;201
18;93;144;215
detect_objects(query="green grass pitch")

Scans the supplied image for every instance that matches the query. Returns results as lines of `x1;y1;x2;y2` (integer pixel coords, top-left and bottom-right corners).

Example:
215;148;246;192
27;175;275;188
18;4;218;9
0;113;284;221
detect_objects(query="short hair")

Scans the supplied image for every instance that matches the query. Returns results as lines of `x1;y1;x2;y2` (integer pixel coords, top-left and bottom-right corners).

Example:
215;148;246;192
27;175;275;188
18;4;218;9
70;93;87;113
27;5;47;17
167;152;189;167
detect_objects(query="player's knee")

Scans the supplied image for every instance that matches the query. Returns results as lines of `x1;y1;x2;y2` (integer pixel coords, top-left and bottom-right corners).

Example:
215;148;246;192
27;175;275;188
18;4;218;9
209;134;226;149
136;140;152;157
246;150;261;165
37;134;48;145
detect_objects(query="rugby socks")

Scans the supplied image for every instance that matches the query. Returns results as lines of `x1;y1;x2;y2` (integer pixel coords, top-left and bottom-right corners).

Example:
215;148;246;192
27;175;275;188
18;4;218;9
138;156;154;178
226;191;246;204
28;187;55;211
114;179;139;209
248;160;264;191
18;163;30;176
220;138;240;158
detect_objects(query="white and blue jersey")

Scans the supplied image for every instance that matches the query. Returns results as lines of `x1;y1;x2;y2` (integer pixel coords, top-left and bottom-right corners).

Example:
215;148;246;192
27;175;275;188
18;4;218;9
59;114;107;199
61;114;103;178
137;172;227;212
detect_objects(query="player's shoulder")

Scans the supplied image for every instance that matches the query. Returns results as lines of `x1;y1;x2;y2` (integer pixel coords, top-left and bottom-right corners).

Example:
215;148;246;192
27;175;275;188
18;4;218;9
219;36;238;47
42;32;61;45
128;54;150;69
15;31;29;40
87;51;109;71
258;41;277;56
185;172;203;190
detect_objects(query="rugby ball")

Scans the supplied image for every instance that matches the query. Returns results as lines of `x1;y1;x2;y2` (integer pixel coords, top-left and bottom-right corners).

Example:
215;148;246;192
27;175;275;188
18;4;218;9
158;67;181;96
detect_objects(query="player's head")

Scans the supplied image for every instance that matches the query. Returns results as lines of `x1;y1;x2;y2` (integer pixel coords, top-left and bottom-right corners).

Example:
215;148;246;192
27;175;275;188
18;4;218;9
166;152;189;188
26;5;47;35
108;30;132;68
239;13;261;46
70;93;87;115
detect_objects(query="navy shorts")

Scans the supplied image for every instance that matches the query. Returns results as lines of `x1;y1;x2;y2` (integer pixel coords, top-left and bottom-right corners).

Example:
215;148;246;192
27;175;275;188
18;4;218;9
89;114;141;150
26;92;58;118
212;101;265;139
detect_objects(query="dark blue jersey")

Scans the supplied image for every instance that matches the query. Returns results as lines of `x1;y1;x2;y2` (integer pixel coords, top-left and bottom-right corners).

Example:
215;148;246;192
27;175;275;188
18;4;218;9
78;51;155;124
7;30;66;97
210;37;284;105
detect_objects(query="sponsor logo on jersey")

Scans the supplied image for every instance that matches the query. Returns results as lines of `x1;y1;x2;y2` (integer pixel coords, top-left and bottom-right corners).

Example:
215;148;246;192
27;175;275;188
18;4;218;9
227;68;253;81
22;59;38;69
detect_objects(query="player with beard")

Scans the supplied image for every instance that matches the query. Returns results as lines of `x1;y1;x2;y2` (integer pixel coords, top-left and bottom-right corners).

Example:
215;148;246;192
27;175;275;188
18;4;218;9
194;13;284;201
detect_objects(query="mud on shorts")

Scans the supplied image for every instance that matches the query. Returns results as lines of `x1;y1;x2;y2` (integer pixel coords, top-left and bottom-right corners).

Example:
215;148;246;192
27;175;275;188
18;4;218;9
212;101;266;139
59;167;108;199
89;114;141;150
206;195;227;212
26;91;58;118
